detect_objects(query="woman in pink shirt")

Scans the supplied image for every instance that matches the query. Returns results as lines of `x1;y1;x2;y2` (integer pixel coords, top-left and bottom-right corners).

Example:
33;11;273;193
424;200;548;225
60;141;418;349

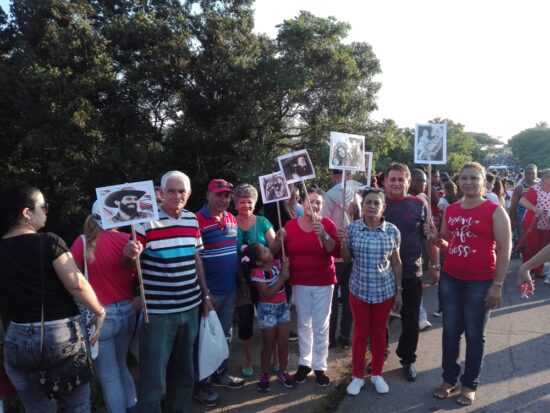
70;201;140;413
427;162;511;406
283;186;340;387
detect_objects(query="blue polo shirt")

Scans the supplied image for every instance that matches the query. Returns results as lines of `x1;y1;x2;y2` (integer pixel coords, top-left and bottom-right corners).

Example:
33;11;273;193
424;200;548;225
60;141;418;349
196;206;238;295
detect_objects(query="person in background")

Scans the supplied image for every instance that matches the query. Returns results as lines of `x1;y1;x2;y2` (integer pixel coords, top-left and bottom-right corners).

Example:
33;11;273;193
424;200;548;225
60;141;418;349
233;183;281;377
70;200;140;413
427;162;511;406
519;168;550;280
283;187;340;387
323;169;362;349
342;188;402;396
0;185;106;412
510;164;539;254
408;168;432;331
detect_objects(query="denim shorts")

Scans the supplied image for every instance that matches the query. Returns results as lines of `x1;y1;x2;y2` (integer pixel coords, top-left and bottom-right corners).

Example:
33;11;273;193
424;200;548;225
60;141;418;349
256;301;290;329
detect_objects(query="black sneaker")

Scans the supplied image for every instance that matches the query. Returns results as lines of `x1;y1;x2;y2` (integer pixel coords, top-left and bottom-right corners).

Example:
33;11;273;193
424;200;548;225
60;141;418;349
211;373;245;389
293;365;311;384
257;373;270;393
289;331;299;341
277;370;295;389
193;383;220;407
314;370;330;387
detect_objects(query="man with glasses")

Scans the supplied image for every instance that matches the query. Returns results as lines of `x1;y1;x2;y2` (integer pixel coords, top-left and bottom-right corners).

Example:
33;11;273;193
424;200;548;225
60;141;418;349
195;179;244;406
383;163;439;382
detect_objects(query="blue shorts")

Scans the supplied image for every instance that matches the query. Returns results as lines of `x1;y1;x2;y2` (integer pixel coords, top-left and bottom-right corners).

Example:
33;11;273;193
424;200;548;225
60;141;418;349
257;301;290;329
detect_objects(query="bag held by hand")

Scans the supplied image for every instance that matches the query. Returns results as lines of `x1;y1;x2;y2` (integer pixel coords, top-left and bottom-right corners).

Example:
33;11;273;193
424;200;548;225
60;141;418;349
198;311;229;380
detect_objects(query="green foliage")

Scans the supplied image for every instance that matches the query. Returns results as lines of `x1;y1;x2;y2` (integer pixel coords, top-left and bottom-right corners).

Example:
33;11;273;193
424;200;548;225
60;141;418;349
509;127;550;168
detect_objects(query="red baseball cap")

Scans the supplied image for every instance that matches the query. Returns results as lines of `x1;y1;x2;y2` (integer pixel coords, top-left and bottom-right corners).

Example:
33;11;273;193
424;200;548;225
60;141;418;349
207;179;234;193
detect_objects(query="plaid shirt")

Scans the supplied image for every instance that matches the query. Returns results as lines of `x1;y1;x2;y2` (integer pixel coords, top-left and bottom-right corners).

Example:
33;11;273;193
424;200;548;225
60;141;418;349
346;219;400;303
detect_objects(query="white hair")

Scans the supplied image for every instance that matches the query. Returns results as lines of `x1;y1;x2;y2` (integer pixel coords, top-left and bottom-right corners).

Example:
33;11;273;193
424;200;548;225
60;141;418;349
161;171;191;191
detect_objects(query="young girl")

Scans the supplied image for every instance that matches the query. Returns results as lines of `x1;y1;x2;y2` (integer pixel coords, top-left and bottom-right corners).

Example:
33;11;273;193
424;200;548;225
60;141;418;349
241;243;294;392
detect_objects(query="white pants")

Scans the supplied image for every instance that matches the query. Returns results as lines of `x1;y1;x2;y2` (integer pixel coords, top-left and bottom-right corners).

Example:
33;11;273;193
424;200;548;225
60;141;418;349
293;284;334;371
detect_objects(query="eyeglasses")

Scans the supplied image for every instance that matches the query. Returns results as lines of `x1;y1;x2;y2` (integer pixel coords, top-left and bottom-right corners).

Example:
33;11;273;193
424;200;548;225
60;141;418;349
242;231;249;245
40;203;49;213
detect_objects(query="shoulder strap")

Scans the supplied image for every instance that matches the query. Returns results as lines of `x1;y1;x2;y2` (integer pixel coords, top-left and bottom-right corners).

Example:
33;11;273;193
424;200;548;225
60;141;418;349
80;235;89;280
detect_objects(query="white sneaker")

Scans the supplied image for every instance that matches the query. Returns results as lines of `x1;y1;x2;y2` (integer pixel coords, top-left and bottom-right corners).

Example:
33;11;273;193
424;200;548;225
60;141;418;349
371;375;389;394
346;377;365;396
419;318;432;330
544;278;550;285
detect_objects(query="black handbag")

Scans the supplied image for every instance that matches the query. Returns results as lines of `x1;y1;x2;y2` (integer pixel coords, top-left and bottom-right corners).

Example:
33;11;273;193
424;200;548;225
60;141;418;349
37;234;94;399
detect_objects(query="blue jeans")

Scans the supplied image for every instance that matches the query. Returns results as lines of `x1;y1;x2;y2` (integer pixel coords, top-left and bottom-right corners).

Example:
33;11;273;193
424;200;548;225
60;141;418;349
94;300;136;413
3;316;91;413
440;272;492;390
211;292;236;376
138;307;199;413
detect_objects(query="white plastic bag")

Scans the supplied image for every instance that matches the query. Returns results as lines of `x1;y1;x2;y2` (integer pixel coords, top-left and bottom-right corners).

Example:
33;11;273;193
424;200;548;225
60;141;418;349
198;311;229;380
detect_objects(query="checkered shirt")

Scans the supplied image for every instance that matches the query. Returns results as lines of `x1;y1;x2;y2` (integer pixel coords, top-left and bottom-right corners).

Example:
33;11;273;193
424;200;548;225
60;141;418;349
347;219;400;303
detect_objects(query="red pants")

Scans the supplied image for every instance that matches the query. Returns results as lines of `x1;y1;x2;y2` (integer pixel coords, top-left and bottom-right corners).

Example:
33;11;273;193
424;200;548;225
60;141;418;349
350;294;393;377
522;227;550;275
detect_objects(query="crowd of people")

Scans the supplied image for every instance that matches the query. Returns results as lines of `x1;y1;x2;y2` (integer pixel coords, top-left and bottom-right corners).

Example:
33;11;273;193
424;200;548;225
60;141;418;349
0;157;544;412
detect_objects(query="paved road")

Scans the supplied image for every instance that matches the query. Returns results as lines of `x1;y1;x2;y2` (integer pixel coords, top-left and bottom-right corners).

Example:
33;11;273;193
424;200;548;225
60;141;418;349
336;258;550;413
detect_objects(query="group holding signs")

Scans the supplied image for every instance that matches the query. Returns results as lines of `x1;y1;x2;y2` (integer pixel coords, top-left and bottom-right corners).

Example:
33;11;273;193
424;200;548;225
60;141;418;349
3;122;512;411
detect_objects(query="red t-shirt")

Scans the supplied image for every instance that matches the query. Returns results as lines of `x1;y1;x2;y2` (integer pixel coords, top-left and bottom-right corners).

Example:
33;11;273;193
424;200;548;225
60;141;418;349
284;217;339;286
443;200;500;281
70;231;135;305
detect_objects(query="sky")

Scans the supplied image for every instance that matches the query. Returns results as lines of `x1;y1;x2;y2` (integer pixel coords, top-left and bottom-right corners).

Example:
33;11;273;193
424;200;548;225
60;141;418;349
1;0;548;141
253;0;550;141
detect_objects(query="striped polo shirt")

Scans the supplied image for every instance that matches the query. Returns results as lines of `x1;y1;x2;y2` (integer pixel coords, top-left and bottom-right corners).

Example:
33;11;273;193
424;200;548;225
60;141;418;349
196;206;238;295
136;207;203;314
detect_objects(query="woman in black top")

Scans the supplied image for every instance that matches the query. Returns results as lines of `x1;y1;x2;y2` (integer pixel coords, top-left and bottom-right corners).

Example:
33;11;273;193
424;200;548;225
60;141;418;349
0;185;106;412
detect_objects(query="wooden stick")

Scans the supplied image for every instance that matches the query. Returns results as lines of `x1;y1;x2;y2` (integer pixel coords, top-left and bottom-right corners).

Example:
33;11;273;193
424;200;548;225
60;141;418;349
341;172;348;229
301;179;324;247
276;201;286;257
131;225;149;323
427;164;433;223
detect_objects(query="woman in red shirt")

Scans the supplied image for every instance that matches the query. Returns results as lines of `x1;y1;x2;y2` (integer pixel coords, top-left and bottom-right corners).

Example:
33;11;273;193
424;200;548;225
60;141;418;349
427;162;511;406
283;187;340;387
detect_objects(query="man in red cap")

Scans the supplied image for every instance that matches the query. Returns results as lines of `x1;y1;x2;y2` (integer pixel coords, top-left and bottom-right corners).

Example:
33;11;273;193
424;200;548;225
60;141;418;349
194;179;244;406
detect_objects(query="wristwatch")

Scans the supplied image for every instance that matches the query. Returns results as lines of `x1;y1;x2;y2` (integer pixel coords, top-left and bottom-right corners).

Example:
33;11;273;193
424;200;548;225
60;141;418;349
429;263;441;270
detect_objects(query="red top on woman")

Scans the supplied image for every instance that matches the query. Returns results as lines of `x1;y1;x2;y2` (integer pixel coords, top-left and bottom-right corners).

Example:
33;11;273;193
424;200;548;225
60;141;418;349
443;200;499;281
284;217;339;286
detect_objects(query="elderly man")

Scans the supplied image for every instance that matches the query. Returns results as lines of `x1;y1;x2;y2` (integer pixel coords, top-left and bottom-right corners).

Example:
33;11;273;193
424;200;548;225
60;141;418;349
105;187;153;223
125;171;213;413
383;163;439;382
195;179;244;407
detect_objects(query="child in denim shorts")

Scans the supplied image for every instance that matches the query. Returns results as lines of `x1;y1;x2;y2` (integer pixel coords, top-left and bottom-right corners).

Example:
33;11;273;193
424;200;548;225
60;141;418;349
241;243;295;392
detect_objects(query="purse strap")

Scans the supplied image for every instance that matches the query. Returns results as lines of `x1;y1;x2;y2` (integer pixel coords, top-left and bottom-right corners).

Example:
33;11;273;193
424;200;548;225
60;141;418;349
80;235;89;280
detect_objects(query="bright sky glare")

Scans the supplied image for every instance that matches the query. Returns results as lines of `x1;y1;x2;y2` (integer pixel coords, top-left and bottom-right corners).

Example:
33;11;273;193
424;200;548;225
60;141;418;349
253;0;550;141
1;0;548;141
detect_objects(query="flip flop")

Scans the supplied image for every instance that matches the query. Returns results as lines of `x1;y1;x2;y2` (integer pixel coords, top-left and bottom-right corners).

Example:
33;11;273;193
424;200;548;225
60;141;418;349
456;388;476;406
433;382;458;399
241;367;254;378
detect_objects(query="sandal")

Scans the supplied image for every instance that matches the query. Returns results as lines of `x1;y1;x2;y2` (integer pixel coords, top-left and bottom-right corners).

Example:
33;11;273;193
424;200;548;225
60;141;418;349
433;382;458;399
456;388;476;406
241;367;254;378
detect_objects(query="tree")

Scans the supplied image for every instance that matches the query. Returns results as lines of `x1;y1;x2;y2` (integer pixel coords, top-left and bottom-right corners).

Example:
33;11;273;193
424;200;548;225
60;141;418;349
509;127;550;168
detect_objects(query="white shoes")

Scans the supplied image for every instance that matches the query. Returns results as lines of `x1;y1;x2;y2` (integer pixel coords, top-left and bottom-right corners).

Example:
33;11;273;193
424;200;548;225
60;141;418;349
346;377;365;396
544;278;550;285
371;375;389;394
419;317;432;330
